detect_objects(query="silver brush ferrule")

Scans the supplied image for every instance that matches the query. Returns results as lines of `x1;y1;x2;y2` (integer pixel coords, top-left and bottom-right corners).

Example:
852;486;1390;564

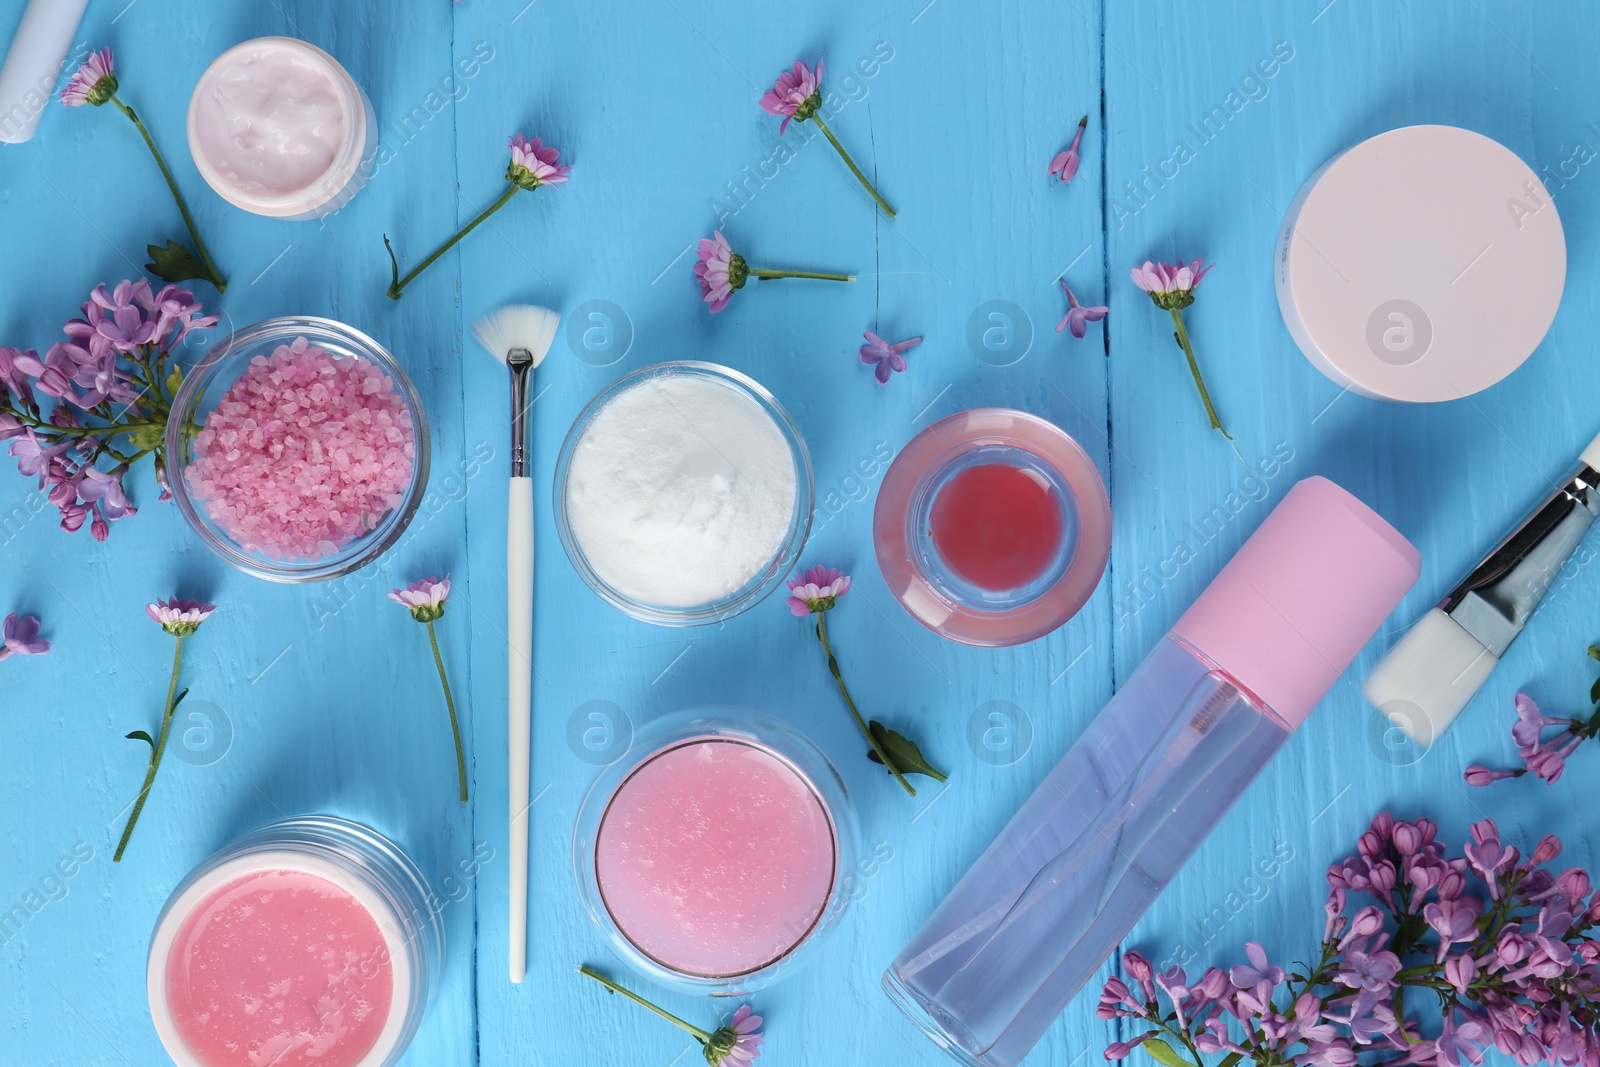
507;349;535;478
1441;461;1600;656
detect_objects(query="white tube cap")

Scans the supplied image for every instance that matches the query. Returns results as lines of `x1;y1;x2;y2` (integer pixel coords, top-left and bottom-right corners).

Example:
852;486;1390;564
1362;607;1498;746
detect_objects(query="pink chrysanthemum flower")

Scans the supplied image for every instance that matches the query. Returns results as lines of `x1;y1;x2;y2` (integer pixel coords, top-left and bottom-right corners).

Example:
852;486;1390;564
145;597;216;637
696;231;746;312
705;1005;764;1066
1130;258;1214;307
507;134;571;190
693;231;852;312
61;48;118;108
1130;256;1227;437
859;331;922;384
757;56;895;216
389;576;452;623
0;613;49;661
1048;116;1088;182
786;565;851;616
758;59;824;135
388;133;570;298
389;575;466;801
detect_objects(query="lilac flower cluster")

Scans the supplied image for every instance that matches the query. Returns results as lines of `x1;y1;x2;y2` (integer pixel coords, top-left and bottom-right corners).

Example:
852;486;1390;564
1466;653;1600;788
1100;813;1599;1067
0;279;217;539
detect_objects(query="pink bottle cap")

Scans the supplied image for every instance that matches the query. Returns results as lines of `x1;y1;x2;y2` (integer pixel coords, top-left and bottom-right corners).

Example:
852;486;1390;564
1171;476;1420;729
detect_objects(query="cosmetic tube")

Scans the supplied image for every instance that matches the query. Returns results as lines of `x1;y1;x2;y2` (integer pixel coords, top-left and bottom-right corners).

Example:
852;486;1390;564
883;477;1419;1067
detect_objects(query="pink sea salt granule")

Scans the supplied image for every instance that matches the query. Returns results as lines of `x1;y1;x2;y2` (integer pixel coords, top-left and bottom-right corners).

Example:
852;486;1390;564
185;337;416;561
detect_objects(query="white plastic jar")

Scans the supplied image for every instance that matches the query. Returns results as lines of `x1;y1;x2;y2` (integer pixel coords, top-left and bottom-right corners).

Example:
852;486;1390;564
147;816;442;1067
186;37;376;219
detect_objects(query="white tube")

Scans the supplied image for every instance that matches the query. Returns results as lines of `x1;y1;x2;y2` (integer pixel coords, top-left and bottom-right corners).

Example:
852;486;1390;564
0;0;91;145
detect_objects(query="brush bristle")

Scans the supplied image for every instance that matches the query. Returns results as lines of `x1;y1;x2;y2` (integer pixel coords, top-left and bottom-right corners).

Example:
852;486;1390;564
472;305;561;367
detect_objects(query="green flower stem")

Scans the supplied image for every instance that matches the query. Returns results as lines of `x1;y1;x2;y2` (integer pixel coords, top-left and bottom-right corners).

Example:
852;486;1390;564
579;965;712;1044
426;619;468;804
110;96;226;292
809;114;896;217
815;612;916;796
386;183;519;299
114;635;184;862
1169;307;1230;440
8;411;167;434
749;268;855;282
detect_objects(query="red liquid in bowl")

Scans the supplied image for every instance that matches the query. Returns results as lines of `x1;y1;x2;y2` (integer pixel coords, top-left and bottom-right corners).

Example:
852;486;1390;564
929;463;1065;591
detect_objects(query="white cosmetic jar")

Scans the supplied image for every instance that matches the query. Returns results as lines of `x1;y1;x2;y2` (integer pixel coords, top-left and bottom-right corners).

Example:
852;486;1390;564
1275;125;1565;403
186;37;377;220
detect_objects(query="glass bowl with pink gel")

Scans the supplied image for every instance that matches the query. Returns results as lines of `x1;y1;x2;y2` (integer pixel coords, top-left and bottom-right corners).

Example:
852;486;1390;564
167;317;430;582
574;707;859;995
146;816;443;1067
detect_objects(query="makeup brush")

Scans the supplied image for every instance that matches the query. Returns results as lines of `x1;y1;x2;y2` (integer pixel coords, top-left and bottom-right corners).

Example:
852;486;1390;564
472;304;561;985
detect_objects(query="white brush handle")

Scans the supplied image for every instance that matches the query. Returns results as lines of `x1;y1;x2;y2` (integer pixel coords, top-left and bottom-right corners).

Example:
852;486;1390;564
0;0;90;145
507;476;534;983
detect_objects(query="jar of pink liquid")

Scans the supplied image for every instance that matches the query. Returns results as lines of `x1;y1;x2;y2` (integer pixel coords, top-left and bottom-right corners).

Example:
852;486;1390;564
573;708;858;994
147;817;443;1067
874;408;1112;647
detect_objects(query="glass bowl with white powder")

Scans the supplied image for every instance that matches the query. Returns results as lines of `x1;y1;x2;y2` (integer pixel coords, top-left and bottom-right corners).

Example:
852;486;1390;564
555;362;814;625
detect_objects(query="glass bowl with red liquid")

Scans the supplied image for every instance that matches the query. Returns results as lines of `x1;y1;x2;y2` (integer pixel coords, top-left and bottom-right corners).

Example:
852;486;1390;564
873;408;1111;647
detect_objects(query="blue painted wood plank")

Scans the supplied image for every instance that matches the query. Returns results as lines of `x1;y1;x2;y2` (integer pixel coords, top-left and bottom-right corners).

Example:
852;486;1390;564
1102;7;1597;1067
1;1;1595;1066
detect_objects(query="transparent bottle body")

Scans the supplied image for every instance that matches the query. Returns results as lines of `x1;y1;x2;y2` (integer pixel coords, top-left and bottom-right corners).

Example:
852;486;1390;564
885;635;1293;1067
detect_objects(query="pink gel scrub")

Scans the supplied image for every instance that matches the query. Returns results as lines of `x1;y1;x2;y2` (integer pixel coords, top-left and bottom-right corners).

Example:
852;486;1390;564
595;739;838;978
164;868;393;1067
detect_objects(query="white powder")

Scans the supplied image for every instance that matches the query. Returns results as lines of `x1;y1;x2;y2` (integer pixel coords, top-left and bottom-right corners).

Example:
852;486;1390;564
564;373;799;608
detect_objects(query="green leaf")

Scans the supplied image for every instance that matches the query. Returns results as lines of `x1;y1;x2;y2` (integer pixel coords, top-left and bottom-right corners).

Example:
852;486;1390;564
1140;1038;1192;1067
383;234;401;299
866;721;947;782
164;364;183;395
1218;1053;1243;1067
1587;644;1600;663
146;239;210;286
125;730;155;751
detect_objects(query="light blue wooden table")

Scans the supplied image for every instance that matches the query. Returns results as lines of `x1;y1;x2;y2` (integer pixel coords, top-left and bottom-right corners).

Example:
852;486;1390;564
2;1;1595;1064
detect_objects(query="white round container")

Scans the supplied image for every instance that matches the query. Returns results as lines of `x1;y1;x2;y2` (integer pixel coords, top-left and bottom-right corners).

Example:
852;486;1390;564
1275;125;1565;403
187;37;377;220
147;817;441;1067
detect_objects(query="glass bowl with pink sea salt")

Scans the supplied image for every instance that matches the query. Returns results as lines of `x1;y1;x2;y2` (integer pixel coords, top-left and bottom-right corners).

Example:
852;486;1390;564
166;317;430;582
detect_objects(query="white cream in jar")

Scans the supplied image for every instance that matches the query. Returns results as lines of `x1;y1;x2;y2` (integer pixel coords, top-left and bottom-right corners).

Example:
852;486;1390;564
187;37;375;219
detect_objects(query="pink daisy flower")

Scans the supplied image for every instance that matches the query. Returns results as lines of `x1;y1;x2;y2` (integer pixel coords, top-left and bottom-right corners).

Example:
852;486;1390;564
507;134;571;190
785;565;851;616
758;59;823;135
1130;256;1227;437
1129;258;1214;303
708;1004;765;1066
389;576;452;623
696;231;745;312
61;48;117;108
693;231;853;312
146;597;216;637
